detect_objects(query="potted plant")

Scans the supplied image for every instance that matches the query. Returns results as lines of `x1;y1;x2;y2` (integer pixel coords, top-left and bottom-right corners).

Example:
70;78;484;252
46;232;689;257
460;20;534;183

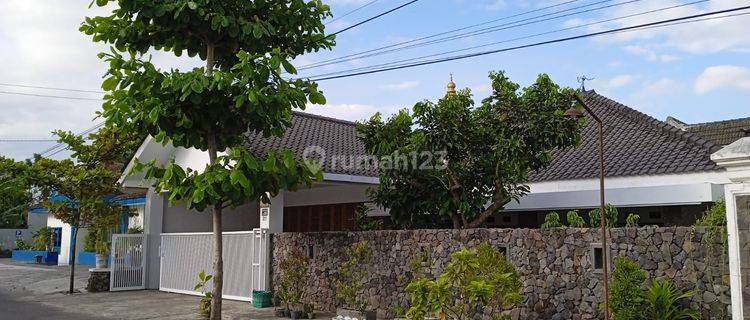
304;303;315;319
278;248;310;318
334;241;375;320
194;270;213;318
94;240;110;269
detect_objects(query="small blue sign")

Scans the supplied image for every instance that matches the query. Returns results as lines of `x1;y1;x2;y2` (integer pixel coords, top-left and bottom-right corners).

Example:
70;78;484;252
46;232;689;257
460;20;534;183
15;230;22;237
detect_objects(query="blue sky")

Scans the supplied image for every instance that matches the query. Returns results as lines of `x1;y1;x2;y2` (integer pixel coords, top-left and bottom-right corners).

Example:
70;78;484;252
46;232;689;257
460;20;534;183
0;0;749;160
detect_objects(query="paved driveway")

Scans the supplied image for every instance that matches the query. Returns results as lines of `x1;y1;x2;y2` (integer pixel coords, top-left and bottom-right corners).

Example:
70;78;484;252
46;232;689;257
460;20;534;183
0;259;329;320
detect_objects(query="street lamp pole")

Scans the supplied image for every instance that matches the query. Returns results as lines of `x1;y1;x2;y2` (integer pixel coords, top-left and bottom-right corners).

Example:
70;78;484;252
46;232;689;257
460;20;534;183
566;93;610;320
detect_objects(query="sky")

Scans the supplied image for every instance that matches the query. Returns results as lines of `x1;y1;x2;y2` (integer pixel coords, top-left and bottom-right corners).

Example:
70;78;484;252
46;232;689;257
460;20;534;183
0;0;749;160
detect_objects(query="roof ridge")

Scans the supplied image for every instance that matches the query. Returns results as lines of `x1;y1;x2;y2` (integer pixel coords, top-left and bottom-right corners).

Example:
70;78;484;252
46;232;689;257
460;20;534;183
584;91;721;153
292;110;358;126
687;115;750;128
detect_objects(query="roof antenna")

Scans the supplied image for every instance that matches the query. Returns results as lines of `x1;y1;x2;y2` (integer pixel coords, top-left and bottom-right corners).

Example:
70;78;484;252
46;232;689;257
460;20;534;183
577;76;594;91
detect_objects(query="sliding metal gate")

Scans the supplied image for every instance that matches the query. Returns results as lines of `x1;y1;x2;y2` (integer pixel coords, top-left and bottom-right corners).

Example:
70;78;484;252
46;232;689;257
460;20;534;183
110;234;147;291
159;229;269;301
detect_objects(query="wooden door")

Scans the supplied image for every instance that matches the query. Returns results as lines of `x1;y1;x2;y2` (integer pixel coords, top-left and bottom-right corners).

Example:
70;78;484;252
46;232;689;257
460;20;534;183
283;202;361;232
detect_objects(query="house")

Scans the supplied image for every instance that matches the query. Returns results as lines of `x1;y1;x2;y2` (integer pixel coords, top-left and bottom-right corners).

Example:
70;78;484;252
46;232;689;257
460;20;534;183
119;88;746;299
499;91;740;227
39;193;146;265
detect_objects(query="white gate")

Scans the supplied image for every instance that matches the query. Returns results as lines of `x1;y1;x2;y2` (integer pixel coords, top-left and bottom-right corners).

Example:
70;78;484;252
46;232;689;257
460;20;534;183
159;229;269;301
110;234;147;291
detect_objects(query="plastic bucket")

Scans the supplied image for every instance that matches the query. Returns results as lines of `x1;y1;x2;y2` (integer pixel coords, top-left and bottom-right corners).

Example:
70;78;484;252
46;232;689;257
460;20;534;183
251;290;271;308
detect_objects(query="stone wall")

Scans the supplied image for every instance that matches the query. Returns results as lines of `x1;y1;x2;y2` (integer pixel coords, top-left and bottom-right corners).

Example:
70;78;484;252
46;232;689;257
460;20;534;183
272;227;730;319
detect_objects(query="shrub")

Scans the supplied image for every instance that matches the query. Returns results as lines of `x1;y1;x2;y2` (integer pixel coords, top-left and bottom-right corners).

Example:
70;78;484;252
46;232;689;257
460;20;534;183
31;227;54;251
406;242;523;319
83;232;97;252
541;212;563;229
625;213;640;228
566;210;586;228
644;279;700;320
278;248;310;309
14;238;30;250
588;204;618;228
609;256;646;320
335;240;373;312
127;226;143;234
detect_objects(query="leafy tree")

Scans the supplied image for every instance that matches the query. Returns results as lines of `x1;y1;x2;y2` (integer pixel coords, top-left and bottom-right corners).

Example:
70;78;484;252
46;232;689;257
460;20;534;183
541;211;563;229
609;256;647;320
406;242;522;319
566;210;587;228
0;157;32;228
588;204;618;228
30;125;139;294
81;1;333;318
358;71;582;229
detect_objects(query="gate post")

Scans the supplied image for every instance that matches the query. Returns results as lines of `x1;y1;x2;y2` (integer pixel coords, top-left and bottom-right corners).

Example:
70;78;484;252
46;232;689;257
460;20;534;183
711;137;750;319
143;188;165;289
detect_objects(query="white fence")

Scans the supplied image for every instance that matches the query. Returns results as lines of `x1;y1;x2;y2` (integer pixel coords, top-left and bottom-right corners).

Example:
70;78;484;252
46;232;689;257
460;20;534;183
110;234;147;291
159;229;269;301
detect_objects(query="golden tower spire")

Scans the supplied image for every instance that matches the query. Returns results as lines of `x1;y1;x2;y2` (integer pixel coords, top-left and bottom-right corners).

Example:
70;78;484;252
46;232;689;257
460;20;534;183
446;73;456;96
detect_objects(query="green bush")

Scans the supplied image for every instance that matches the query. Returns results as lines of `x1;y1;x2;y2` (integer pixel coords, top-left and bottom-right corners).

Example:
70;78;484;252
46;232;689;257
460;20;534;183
335;241;373;312
406;242;522;319
541;212;563;229
625;213;640;228
589;204;618;228
566;210;586;228
278;248;310;309
14;238;30;250
644;279;699;320
127;226;143;234
31;227;54;251
609;256;646;320
83;232;97;252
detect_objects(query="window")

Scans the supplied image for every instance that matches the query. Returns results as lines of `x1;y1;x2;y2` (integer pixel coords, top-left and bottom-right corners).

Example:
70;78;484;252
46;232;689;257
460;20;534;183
495;243;510;261
590;243;609;272
304;244;315;259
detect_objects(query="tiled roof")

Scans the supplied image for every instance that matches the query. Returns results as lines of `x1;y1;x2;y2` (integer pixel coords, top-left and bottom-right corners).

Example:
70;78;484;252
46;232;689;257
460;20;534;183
684;117;750;146
244;112;378;177
242;91;724;181
528;91;722;182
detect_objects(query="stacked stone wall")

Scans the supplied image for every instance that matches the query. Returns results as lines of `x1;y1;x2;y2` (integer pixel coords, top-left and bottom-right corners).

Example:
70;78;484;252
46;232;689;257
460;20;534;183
272;227;730;319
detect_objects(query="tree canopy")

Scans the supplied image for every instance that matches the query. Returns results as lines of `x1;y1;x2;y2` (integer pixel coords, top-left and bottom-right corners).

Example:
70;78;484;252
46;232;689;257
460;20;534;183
358;71;583;229
0;157;32;228
81;1;335;317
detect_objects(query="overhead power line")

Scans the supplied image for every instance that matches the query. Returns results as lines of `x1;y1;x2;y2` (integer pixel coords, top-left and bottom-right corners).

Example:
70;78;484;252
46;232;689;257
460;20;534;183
307;5;750;82
0;83;104;94
300;0;597;70
0;90;102;101
331;0;421;36
306;0;708;79
37;122;105;157
325;0;380;25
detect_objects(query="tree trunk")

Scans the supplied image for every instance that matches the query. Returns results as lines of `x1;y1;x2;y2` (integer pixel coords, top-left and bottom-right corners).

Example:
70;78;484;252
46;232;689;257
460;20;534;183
204;42;224;320
68;223;79;294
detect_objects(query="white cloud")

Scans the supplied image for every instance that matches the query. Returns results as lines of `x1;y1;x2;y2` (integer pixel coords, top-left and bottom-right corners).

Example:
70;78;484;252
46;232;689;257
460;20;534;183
694;65;750;94
624;45;679;62
304;103;402;123
591;0;750;54
589;74;636;94
378;81;419;91
485;0;507;11
637;78;678;97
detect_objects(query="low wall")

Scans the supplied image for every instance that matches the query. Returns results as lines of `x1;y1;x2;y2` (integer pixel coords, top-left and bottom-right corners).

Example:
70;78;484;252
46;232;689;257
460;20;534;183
272;228;730;319
0;229;33;250
11;250;59;265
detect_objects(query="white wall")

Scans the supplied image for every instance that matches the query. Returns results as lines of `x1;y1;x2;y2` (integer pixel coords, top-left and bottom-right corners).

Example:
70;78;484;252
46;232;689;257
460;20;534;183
46;215;88;265
0;211;48;250
162;201;260;233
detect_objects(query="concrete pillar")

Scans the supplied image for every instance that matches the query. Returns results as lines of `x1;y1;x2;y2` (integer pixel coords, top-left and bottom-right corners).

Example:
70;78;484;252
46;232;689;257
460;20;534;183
143;188;164;289
711;137;750;319
265;191;285;234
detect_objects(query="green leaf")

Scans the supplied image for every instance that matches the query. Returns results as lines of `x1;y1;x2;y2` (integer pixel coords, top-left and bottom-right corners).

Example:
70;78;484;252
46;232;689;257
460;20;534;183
101;76;119;91
281;60;297;74
190;81;204;93
187;1;197;10
192;189;205;203
309;91;326;105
